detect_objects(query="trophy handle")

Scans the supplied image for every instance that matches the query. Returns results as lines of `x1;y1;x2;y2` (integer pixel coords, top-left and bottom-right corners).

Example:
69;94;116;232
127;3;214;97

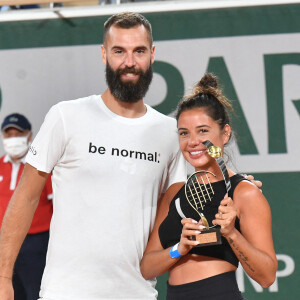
202;140;231;193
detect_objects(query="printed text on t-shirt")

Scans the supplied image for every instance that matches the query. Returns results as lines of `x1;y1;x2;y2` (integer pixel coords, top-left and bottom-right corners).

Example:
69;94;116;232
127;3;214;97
88;142;160;163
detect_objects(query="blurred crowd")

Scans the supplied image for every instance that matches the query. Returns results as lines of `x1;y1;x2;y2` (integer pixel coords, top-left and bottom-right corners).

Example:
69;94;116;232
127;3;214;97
0;0;167;11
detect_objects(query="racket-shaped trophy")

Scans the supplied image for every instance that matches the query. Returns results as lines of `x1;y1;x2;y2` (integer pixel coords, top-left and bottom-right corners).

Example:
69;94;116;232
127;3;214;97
175;140;231;247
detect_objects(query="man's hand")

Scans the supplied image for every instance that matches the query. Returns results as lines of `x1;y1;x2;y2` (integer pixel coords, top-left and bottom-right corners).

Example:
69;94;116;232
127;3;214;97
243;174;262;189
0;277;14;300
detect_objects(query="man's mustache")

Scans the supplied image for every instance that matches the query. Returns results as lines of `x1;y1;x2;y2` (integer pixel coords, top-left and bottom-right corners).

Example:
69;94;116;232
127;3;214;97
117;67;143;75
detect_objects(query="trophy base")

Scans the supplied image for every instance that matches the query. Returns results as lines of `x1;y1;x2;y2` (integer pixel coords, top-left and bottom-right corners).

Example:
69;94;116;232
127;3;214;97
193;227;222;247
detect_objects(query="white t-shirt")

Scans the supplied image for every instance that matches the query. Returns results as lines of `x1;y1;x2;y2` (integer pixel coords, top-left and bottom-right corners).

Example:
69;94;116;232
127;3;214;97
26;95;186;300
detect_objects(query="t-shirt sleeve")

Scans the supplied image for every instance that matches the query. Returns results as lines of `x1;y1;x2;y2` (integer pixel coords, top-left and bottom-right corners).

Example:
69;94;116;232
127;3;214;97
165;148;187;191
26;104;66;173
45;175;53;201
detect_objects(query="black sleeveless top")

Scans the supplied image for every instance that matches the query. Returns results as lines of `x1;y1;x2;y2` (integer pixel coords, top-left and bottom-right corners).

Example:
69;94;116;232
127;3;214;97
158;174;247;267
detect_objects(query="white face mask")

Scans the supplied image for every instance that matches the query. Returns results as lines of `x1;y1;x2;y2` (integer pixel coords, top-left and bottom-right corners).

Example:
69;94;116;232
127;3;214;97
3;135;30;159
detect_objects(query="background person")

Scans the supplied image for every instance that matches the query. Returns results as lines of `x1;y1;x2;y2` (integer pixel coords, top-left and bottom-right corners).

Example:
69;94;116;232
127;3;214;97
0;113;53;300
140;73;277;299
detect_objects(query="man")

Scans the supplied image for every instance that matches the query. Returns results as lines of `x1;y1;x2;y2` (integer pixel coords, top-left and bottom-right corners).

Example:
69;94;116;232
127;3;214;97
0;13;186;300
0;113;53;300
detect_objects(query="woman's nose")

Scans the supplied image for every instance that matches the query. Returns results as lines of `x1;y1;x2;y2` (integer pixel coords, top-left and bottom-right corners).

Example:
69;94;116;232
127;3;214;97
188;134;201;147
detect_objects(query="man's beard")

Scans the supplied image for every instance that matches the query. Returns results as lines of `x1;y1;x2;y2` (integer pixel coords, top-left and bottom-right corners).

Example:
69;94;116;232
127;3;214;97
105;61;153;103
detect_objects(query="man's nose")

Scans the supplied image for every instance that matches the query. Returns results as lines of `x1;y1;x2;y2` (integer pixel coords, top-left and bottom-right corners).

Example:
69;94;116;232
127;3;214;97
124;53;136;68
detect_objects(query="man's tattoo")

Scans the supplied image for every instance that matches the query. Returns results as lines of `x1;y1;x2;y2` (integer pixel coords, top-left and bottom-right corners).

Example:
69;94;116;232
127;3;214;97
228;237;255;273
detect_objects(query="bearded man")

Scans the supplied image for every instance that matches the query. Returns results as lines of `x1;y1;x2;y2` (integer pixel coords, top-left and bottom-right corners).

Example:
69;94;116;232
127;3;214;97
0;12;186;300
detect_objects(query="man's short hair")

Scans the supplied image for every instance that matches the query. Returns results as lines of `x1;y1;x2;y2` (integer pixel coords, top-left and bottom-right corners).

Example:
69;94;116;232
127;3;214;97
103;12;153;45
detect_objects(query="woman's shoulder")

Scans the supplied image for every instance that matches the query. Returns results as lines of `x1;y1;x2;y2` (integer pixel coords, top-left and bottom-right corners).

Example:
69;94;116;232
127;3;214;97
165;182;185;205
233;178;269;211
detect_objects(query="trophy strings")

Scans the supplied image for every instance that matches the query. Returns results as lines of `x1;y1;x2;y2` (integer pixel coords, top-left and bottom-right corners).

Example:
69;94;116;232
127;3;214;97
185;171;217;229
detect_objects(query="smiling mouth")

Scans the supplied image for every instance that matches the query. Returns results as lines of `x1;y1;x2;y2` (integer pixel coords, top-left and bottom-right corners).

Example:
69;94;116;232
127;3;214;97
121;72;139;80
189;150;206;156
125;73;136;77
123;73;138;78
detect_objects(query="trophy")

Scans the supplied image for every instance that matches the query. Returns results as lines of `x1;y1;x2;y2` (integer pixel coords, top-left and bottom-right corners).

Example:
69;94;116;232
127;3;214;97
175;140;231;247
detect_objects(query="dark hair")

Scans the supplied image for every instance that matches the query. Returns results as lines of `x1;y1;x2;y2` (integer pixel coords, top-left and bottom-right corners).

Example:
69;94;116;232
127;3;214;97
176;73;233;134
103;12;153;45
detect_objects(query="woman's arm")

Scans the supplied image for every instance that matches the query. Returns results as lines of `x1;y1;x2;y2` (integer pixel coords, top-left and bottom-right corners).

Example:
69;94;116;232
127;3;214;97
213;182;277;288
140;182;204;280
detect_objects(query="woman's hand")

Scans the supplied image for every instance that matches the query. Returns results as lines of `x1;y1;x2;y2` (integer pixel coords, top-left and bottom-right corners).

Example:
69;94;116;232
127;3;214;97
212;194;238;237
178;218;206;255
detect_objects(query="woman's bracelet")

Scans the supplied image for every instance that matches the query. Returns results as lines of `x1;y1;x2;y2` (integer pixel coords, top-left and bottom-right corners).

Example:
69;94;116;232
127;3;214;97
0;275;12;280
170;243;182;258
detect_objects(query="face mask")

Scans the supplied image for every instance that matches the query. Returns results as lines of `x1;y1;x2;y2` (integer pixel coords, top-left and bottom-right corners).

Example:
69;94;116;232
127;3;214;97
3;135;30;159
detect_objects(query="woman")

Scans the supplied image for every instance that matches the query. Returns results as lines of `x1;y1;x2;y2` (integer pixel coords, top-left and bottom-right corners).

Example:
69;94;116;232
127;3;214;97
140;73;277;299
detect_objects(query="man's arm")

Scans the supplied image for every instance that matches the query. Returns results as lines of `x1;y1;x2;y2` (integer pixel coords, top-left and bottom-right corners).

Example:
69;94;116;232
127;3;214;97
0;163;49;299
